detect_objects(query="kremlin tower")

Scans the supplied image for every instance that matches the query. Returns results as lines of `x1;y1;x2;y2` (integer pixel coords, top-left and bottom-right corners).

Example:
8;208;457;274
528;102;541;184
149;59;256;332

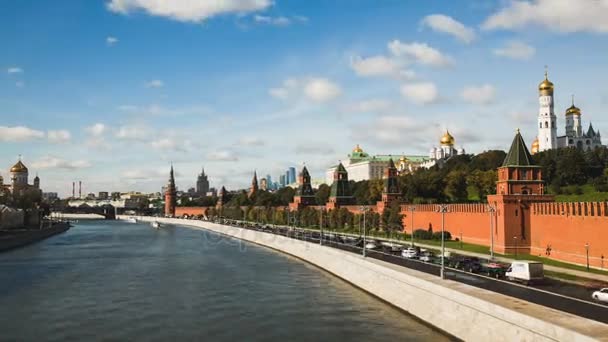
164;165;176;217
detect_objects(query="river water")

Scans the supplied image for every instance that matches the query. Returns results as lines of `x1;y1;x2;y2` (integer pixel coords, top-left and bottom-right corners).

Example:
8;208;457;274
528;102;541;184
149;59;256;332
0;220;450;341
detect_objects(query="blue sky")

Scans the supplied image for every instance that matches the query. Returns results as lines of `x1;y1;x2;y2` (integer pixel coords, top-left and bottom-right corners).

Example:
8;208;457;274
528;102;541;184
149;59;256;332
1;0;608;196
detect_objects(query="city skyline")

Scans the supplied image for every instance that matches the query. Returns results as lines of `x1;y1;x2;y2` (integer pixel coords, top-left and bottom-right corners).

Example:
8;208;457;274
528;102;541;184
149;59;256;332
2;1;608;195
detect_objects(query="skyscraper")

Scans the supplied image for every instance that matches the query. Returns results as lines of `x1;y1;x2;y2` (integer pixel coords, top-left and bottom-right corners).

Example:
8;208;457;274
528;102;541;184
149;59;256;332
279;174;286;187
196;167;210;195
288;167;296;185
285;170;290;185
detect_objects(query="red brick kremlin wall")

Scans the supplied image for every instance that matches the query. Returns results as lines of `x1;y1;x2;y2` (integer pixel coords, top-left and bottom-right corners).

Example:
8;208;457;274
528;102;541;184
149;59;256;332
529;202;608;268
175;207;209;217
400;204;491;246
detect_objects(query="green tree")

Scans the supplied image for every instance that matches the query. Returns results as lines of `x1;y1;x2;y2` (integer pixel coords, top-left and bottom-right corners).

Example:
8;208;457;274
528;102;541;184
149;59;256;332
445;170;468;202
315;184;330;205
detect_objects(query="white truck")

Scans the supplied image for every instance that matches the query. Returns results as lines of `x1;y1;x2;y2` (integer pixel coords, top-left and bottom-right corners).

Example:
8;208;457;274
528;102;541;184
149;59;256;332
505;261;544;285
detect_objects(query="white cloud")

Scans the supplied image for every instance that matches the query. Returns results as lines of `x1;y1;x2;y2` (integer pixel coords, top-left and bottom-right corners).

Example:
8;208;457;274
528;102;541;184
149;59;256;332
7;67;23;74
15;81;25;88
270;77;341;103
303;78;342;102
350;55;414;79
493;40;536;60
86;123;106;137
344;99;392;113
294;145;335;155
47;130;71;143
482;0;608;33
400;82;439;105
107;0;273;23
461;84;496;105
207;150;238;161
149;137;186;152
389;41;454;67
421;14;476;44
144;79;163;88
31;156;91;170
115;125;151;141
106;36;119;46
237;137;265;146
0;126;45;142
254;15;290;26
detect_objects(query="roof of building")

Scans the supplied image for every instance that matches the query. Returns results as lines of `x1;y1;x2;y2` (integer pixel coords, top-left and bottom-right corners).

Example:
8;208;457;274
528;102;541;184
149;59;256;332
502;130;536;167
330;154;428;169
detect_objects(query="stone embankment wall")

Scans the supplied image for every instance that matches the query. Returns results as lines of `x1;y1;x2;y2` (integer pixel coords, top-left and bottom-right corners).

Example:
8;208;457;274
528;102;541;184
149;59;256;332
129;216;607;341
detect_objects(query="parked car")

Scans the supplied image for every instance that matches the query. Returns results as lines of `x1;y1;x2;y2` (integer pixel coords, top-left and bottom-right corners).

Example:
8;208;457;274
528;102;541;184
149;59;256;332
401;247;419;259
592;288;608;303
505;261;544;285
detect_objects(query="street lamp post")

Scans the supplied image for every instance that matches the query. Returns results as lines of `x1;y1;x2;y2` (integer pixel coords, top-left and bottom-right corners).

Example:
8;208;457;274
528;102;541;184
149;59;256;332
487;205;496;259
513;236;518;259
585;243;590;271
319;209;324;246
360;206;367;257
408;206;415;247
437;204;449;279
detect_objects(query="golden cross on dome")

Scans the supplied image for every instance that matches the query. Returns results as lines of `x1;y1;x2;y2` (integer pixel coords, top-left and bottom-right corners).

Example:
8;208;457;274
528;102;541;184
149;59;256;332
571;94;575;105
18;154;22;161
544;65;548;79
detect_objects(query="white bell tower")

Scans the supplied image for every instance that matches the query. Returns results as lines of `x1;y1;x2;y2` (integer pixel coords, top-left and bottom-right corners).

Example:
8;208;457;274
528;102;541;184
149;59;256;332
538;67;557;151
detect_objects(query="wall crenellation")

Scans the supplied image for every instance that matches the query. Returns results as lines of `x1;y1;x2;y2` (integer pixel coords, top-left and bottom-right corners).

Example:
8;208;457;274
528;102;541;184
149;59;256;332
532;201;608;217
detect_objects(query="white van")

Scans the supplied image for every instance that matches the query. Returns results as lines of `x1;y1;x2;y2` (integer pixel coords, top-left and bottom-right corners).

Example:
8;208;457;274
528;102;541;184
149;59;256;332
505;261;544;284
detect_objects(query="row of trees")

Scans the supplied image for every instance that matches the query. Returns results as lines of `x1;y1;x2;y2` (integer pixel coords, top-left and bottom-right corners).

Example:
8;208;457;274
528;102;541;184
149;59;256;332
205;202;404;232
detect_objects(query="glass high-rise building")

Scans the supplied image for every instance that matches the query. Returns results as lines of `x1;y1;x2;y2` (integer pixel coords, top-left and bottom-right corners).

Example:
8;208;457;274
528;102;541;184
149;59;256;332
279;175;286;187
288;167;296;185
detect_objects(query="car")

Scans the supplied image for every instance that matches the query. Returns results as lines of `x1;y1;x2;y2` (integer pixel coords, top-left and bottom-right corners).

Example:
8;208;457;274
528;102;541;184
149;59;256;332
592;288;608;303
505;261;544;285
419;251;436;262
480;262;508;278
401;247;419;259
452;257;483;273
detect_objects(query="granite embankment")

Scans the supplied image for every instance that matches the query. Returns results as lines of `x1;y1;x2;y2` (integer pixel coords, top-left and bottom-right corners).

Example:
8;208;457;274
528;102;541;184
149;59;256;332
127;216;608;341
0;222;70;252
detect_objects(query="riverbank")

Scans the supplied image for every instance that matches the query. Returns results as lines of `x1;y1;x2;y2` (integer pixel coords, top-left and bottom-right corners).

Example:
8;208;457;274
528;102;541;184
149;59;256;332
127;216;607;341
0;222;70;252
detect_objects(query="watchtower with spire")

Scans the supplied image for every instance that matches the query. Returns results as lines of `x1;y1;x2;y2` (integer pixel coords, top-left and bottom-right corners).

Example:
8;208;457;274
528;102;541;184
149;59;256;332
326;162;353;209
289;165;316;210
249;171;258;198
164;165;177;217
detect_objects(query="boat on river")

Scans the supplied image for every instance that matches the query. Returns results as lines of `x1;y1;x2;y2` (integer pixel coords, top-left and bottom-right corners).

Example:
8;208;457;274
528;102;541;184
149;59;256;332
126;217;137;223
151;221;161;229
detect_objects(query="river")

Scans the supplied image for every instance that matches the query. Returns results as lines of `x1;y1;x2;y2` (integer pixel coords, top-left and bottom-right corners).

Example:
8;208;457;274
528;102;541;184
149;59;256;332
0;220;450;341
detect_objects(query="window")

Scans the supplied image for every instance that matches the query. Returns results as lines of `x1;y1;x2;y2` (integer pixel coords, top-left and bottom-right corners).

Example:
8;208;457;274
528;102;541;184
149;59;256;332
545;121;548;128
515;209;518;216
539;122;542;128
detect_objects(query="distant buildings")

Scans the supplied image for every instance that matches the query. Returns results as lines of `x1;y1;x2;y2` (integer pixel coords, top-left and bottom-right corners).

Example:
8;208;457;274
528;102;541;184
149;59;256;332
0;158;42;203
326;145;428;184
288;167;296;185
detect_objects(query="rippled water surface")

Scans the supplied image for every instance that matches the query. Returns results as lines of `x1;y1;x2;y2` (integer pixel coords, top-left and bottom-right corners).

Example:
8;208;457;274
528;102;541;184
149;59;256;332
0;220;450;341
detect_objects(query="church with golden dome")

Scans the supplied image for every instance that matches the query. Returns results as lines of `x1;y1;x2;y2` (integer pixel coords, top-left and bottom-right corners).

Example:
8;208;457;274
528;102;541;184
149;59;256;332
421;130;466;168
534;69;602;153
0;158;42;204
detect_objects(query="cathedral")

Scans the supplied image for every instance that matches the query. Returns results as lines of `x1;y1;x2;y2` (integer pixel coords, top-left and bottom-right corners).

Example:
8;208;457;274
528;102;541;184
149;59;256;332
0;158;42;203
421;130;465;168
534;69;602;153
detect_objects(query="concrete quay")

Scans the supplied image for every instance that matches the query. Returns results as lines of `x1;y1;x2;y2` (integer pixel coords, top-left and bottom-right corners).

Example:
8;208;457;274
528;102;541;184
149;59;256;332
0;222;70;252
126;216;608;341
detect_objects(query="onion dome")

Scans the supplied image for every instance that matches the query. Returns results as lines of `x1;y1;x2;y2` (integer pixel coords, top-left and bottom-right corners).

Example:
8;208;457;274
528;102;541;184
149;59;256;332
440;130;455;146
538;68;554;96
10;160;28;173
531;136;540;155
352;144;363;153
565;95;581;116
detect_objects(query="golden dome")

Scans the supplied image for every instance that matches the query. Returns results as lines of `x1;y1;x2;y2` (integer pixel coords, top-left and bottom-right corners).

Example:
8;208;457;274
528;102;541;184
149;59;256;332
399;155;407;163
440;130;455;146
531;137;539;155
353;144;363;153
538;69;554;95
10;160;28;173
565;95;581;116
